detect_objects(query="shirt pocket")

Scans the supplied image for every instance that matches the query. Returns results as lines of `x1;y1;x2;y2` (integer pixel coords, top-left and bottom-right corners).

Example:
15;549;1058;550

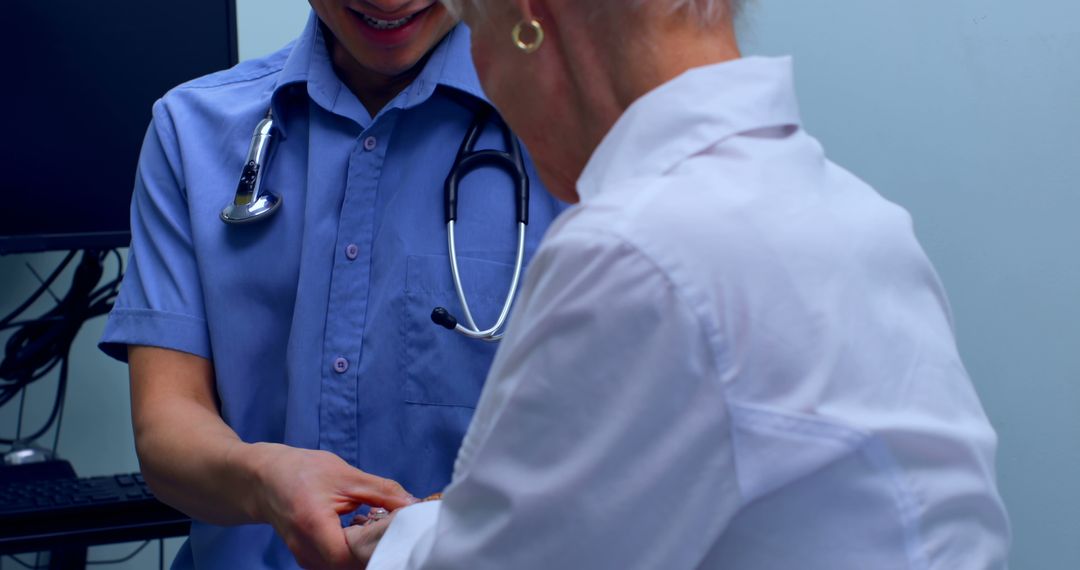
403;254;515;408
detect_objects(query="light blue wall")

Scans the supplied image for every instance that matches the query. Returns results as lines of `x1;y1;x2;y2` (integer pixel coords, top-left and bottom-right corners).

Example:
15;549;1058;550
742;1;1080;567
1;1;1076;568
236;0;309;61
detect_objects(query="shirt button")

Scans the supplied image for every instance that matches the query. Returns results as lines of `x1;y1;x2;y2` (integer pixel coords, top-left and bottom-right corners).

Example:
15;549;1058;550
363;136;378;151
345;243;359;261
333;357;349;374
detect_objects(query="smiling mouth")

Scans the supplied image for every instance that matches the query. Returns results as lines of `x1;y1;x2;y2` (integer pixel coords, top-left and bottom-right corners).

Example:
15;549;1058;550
352;6;430;30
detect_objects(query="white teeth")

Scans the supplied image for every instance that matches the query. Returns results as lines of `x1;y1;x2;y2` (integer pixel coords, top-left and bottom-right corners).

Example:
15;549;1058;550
360;12;415;30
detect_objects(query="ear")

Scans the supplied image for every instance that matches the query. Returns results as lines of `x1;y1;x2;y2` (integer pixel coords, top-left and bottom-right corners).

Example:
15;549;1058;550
511;0;535;21
515;0;562;49
514;0;556;25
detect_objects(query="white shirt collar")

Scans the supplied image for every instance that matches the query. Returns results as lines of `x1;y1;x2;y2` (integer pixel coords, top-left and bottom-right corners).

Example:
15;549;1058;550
577;56;803;200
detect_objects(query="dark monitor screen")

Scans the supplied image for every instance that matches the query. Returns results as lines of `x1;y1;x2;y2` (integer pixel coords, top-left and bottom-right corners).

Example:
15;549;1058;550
0;1;238;254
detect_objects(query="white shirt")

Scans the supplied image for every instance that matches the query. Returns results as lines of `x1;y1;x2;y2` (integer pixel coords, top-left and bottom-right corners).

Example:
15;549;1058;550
370;56;1010;570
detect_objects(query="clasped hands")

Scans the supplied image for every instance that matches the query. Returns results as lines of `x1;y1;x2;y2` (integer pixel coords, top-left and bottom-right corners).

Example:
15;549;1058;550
245;443;430;569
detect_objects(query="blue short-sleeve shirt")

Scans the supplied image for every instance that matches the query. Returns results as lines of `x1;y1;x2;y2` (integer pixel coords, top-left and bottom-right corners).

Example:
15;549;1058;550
100;13;563;568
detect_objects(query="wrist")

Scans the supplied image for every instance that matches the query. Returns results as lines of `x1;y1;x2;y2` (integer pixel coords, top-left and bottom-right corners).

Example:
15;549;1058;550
225;440;278;523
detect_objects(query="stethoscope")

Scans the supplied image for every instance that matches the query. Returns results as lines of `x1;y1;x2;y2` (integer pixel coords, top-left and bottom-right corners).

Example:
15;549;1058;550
221;105;529;342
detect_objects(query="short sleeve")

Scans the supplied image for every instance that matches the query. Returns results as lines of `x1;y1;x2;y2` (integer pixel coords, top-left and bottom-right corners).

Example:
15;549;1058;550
99;101;211;362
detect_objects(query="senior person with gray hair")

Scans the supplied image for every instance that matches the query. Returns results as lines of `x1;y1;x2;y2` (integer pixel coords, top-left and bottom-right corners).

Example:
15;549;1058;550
346;0;1011;567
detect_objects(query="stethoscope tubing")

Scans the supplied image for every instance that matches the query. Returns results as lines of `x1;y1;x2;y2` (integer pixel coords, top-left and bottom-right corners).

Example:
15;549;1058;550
438;106;530;342
223;104;529;342
447;220;526;342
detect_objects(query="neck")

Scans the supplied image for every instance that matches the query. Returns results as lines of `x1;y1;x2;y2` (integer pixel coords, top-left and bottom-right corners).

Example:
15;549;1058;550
609;20;742;110
324;34;434;117
556;13;742;187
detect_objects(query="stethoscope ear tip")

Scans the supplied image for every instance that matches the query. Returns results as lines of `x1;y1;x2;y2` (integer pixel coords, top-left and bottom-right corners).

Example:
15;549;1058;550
431;307;459;330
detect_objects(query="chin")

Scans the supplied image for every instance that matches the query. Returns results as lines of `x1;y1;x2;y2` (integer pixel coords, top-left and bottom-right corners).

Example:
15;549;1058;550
365;52;426;75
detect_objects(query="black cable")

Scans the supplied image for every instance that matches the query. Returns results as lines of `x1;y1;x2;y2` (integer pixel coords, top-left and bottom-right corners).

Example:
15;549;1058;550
0;252;76;329
108;249;124;289
86;540;151;565
0;317;66;332
87;250;123;306
0;250;121;446
24;263;61;305
50;373;66;455
159;539;165;570
0;347;70;445
14;387;26;442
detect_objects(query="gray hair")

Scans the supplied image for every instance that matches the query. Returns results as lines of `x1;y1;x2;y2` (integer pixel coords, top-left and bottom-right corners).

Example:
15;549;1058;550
441;0;742;24
642;0;742;23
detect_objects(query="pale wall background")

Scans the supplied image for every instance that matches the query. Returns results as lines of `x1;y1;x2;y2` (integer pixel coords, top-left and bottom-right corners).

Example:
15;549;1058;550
741;1;1080;567
1;0;1076;567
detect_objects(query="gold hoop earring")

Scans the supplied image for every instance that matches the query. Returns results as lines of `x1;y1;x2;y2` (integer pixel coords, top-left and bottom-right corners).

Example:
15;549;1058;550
512;19;544;54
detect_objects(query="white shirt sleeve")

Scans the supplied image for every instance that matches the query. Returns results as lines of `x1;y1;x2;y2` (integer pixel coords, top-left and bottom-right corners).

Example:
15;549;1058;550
370;228;740;569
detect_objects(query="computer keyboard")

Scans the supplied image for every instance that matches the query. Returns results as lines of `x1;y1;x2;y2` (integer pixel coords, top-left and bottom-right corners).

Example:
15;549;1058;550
0;460;189;553
2;470;156;516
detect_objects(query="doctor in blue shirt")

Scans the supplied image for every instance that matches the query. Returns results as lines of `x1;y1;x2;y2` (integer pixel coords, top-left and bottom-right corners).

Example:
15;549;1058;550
98;1;561;567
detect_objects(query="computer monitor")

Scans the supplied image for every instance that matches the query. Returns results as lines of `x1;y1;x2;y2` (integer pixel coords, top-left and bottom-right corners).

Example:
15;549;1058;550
0;1;239;254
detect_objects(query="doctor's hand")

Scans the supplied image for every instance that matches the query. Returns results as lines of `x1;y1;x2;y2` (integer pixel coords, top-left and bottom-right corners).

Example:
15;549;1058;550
244;443;416;569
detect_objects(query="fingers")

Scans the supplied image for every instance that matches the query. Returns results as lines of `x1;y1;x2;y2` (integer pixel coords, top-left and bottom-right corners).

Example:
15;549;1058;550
345;515;396;566
342;470;416;511
291;509;357;570
255;448;415;568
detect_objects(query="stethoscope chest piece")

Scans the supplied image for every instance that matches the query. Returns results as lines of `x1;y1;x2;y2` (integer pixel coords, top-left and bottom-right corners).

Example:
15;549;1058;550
221;111;281;225
220;181;281;223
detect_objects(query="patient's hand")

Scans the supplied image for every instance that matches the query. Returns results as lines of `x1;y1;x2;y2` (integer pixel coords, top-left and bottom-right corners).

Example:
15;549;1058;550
345;494;441;566
345;514;395;568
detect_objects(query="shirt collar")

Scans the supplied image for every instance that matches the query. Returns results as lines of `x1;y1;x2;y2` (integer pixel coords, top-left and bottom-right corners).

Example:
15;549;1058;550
271;12;486;135
407;24;488;107
577;56;803;200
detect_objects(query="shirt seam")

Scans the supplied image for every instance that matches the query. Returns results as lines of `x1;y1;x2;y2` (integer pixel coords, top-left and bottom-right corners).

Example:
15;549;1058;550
172;64;285;93
148;101;187;197
546;225;742;525
730;401;931;568
107;307;208;326
551;226;729;388
547;226;924;566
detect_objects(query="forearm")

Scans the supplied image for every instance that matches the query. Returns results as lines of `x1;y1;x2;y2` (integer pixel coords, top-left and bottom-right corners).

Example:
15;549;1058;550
128;345;270;526
133;393;269;526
